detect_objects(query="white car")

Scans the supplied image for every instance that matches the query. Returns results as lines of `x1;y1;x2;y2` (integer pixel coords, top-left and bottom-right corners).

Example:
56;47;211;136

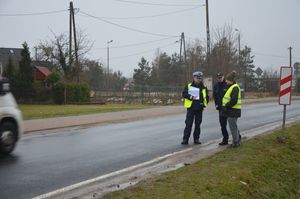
0;79;23;155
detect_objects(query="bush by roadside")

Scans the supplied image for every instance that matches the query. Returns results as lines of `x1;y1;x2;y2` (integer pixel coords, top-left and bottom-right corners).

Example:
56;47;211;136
102;123;300;199
53;82;90;104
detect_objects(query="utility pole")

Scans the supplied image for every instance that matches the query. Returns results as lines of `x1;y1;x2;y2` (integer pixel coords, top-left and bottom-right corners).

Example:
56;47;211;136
107;40;113;90
179;33;183;63
182;33;188;82
69;1;73;72
179;32;189;82
72;3;79;82
235;28;244;91
69;1;79;82
205;0;211;74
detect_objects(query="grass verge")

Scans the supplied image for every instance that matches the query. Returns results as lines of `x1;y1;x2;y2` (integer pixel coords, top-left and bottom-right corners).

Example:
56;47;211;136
19;104;154;120
102;123;300;199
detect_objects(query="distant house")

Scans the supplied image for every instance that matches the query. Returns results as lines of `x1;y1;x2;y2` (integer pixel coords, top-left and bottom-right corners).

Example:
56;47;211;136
0;48;22;69
34;66;51;81
32;60;55;72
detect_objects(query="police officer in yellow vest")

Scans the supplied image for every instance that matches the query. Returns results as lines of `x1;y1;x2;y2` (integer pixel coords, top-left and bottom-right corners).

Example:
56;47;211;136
181;71;209;145
222;71;242;148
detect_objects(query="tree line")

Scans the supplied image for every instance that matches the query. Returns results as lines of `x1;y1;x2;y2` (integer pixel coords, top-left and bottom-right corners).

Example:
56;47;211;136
133;25;258;91
3;25;295;103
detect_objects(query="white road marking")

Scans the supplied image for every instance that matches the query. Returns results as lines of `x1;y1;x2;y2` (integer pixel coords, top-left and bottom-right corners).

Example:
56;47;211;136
32;147;192;199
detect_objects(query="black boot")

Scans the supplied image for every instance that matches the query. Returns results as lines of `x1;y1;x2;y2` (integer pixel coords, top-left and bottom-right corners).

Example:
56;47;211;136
194;140;201;145
219;140;228;146
181;140;188;145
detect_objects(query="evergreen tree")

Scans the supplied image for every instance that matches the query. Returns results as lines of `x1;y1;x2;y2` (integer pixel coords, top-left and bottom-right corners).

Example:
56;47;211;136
169;53;185;86
240;46;256;91
111;71;127;91
150;52;172;86
133;57;151;86
15;42;35;101
4;56;15;78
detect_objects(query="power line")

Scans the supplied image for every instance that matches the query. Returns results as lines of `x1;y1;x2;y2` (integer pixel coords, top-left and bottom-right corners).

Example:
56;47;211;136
0;9;67;17
87;6;203;20
92;37;176;50
79;10;179;37
113;0;203;7
110;42;178;60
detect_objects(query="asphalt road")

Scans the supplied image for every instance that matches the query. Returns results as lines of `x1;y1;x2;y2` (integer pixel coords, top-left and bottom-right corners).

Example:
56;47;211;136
1;101;300;199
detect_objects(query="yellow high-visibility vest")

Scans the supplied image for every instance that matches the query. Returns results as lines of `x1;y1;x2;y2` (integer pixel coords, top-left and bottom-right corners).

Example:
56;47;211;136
184;83;207;108
222;83;241;109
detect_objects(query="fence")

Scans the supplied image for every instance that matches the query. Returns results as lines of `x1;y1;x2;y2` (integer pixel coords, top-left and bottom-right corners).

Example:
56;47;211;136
91;80;281;105
91;85;184;105
32;77;291;104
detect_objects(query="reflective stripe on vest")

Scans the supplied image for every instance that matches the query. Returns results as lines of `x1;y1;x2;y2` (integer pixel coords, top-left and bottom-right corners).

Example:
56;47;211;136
184;83;207;108
222;83;241;109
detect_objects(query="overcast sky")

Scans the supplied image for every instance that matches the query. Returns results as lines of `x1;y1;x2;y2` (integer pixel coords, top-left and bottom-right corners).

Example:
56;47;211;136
0;0;299;77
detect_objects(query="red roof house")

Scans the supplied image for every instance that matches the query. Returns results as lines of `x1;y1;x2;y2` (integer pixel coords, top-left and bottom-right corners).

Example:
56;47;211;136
34;66;51;81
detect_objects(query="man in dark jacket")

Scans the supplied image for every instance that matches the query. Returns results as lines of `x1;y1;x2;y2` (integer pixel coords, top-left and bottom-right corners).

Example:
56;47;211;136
181;71;209;145
221;71;241;148
213;72;229;145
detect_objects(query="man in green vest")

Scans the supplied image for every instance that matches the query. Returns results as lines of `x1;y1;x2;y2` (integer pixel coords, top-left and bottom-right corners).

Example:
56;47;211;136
222;71;242;148
181;71;209;145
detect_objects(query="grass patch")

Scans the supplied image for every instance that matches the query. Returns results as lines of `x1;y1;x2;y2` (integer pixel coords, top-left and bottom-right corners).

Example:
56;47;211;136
103;123;300;199
19;104;154;120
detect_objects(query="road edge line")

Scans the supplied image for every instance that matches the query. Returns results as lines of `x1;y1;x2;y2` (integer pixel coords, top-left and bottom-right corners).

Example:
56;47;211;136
32;147;192;199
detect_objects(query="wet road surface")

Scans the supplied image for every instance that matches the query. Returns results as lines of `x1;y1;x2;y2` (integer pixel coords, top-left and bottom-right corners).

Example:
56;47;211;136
0;101;300;199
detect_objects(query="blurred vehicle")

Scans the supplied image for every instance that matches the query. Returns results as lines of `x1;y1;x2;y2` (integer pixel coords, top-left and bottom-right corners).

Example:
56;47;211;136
0;66;23;155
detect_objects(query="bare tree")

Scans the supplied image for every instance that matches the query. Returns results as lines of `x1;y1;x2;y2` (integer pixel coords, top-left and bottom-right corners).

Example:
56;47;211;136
186;39;206;77
210;24;239;75
35;29;93;82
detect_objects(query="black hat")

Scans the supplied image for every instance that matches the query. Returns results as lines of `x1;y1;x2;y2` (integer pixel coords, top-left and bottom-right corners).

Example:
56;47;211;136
216;72;224;78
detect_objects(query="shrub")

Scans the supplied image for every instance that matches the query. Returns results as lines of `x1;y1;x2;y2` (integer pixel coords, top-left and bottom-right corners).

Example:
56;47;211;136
52;82;90;104
52;82;65;104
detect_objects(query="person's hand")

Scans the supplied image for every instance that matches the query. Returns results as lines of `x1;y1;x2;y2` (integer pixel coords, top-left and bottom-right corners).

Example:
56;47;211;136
191;96;198;100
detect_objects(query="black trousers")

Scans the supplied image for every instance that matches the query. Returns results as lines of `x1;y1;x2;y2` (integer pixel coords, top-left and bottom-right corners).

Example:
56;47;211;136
219;111;229;142
183;109;203;142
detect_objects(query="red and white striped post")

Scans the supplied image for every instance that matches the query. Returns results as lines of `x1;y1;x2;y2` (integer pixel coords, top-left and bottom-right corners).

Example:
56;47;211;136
279;66;292;134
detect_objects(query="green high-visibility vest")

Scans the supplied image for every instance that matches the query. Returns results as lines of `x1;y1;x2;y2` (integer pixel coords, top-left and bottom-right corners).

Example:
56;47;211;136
184;83;207;108
222;83;241;109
